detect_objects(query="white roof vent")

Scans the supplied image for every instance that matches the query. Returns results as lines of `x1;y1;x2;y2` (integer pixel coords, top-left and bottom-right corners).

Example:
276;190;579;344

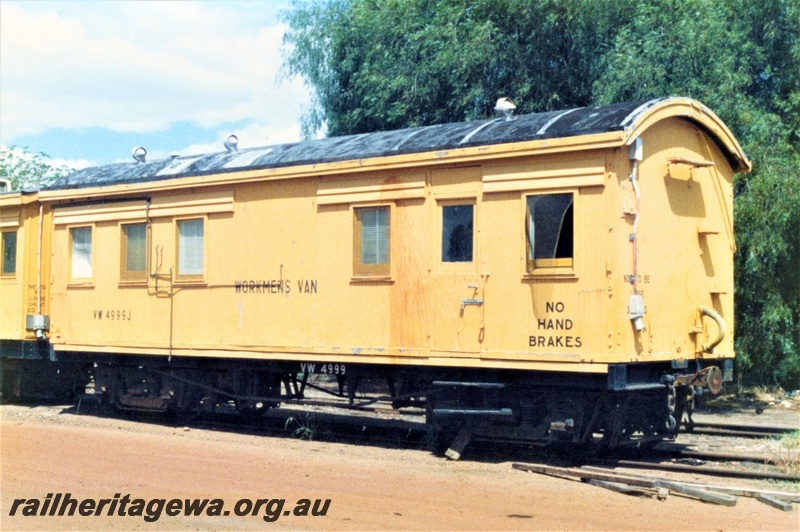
494;97;516;121
224;135;239;153
132;146;147;164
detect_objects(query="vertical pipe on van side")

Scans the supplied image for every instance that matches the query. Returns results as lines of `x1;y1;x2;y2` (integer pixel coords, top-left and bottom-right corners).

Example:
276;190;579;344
37;204;42;316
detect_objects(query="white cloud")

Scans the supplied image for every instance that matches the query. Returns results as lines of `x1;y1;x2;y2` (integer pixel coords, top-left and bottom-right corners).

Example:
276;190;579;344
0;1;308;144
50;157;94;172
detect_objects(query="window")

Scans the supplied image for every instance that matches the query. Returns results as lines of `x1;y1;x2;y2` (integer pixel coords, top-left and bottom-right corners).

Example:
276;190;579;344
354;206;390;276
442;204;473;263
526;193;573;271
121;223;147;281
1;231;17;275
177;218;204;278
70;226;93;279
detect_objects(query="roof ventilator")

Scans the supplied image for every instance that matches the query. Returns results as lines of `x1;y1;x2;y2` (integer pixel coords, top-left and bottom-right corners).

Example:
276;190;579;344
224;135;239;153
494;98;516;121
132;147;147;164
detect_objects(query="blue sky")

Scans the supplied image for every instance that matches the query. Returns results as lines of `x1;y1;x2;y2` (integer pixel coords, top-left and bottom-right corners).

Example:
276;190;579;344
0;1;311;169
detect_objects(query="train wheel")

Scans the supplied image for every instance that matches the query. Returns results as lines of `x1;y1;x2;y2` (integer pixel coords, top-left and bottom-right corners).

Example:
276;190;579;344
237;401;269;418
0;362;21;403
233;369;280;418
169;376;207;422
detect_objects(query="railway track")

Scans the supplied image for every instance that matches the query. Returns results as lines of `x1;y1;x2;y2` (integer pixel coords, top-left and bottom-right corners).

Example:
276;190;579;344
74;397;434;451
685;421;797;439
260;413;800;482
587;456;800;482
68;394;800;484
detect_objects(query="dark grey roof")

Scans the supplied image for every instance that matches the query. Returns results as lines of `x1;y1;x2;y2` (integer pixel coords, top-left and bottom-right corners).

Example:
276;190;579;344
50;99;665;191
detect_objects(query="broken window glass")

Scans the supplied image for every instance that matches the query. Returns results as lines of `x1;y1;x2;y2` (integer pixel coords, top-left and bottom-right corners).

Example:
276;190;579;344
527;193;573;267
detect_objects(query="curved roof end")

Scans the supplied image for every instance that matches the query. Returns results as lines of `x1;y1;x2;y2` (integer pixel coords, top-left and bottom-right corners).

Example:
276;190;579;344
621;97;752;173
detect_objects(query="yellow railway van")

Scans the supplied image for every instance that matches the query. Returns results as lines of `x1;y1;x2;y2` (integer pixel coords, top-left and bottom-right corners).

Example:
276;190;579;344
0;191;77;397
0;97;750;448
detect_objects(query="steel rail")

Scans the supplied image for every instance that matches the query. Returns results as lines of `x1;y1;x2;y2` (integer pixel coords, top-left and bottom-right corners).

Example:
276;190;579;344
652;444;776;465
688;421;797;435
589;458;800;482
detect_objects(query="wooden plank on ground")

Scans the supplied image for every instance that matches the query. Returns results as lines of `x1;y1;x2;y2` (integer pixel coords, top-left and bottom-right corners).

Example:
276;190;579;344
655;480;738;507
513;463;657;489
585;479;652;497
580;465;800;503
515;463;744;506
756;495;794;512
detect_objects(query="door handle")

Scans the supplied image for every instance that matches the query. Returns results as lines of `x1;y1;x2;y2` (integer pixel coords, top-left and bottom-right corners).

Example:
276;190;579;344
460;298;483;310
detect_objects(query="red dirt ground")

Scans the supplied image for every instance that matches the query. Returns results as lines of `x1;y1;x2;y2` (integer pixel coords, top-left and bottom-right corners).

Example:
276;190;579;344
1;404;797;531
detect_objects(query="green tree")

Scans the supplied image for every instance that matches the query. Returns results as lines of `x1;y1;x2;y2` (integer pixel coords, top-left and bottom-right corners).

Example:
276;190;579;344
0;146;69;191
282;0;632;137
734;146;800;387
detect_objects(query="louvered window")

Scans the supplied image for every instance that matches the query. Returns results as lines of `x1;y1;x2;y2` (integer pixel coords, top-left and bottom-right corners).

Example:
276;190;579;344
178;218;204;277
354;206;390;276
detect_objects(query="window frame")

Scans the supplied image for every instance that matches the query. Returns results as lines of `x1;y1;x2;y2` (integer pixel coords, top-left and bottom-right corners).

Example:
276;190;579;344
1;230;17;277
352;204;392;279
68;225;94;285
524;191;576;278
175;216;206;282
120;221;148;284
437;198;477;273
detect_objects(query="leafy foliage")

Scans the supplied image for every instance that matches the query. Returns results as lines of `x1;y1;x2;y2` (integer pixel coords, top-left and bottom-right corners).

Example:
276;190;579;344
734;147;800;387
0;146;69;190
282;0;800;386
282;0;633;137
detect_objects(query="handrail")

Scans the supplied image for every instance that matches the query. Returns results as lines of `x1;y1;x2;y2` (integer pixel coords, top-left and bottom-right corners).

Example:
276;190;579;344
701;306;726;353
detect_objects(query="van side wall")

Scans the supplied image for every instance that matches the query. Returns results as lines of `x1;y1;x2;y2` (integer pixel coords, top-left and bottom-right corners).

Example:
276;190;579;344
46;118;734;373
